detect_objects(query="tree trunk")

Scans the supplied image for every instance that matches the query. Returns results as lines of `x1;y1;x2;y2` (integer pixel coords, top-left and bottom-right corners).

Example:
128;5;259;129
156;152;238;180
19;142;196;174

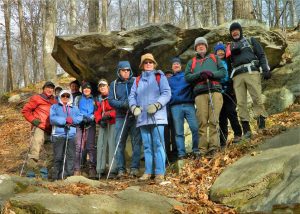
18;0;29;87
119;0;124;30
101;0;108;32
153;0;159;23
89;0;99;32
3;0;14;91
185;0;191;28
29;3;39;83
169;0;175;25
137;0;141;26
43;0;57;82
289;0;297;27
216;0;225;25
202;0;212;27
148;0;153;23
232;0;254;19
69;0;76;34
255;0;263;22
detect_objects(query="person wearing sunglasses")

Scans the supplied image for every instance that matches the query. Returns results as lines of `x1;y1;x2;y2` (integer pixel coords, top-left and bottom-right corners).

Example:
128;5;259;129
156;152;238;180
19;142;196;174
108;61;142;179
50;90;83;180
128;53;171;184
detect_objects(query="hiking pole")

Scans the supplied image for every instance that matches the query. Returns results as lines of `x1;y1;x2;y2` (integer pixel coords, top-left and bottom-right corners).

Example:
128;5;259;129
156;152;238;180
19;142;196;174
150;115;170;167
206;79;225;144
61;126;70;180
106;111;129;180
20;127;36;176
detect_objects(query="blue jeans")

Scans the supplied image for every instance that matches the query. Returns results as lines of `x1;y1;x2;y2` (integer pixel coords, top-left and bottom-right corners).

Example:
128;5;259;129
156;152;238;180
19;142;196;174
115;115;142;172
140;125;166;175
171;104;199;157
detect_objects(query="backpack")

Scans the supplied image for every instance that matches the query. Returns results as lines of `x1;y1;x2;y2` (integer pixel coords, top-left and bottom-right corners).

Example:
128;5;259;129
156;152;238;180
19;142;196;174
136;73;161;88
190;54;217;73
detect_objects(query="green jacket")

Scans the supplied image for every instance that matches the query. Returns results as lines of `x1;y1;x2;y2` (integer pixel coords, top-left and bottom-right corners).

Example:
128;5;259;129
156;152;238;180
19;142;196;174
185;53;226;95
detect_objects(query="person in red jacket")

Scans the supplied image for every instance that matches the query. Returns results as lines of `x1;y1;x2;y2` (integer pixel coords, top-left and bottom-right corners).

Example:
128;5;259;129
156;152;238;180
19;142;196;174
94;79;117;179
21;81;57;177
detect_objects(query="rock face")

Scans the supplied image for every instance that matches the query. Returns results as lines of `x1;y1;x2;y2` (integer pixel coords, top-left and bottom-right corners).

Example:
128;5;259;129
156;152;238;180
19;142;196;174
210;127;300;213
52;22;286;85
0;174;181;214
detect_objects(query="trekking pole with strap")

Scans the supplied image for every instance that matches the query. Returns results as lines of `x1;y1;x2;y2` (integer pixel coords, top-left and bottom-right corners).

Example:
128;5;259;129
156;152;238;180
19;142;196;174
61;126;70;180
20;126;36;176
206;79;225;143
150;115;170;167
106;111;129;180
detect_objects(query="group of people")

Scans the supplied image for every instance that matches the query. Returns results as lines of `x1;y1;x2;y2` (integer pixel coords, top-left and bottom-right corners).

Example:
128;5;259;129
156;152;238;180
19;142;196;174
21;22;271;183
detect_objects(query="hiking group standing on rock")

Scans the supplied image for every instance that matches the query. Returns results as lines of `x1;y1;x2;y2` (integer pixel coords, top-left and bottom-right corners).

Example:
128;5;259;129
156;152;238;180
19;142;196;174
21;22;271;183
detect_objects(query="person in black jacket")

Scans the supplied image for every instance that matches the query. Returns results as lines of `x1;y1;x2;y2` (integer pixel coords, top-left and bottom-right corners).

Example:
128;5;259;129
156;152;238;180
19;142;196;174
227;22;271;139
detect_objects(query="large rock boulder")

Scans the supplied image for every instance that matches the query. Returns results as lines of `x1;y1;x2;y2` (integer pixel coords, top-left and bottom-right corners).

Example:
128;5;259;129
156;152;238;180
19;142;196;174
52;22;286;85
210;127;300;213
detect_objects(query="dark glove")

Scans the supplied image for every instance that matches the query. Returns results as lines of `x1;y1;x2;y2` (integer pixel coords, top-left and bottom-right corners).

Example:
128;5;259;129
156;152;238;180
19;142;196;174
99;120;108;128
101;114;111;121
263;71;271;80
66;117;73;125
201;70;213;79
147;102;162;114
32;119;41;127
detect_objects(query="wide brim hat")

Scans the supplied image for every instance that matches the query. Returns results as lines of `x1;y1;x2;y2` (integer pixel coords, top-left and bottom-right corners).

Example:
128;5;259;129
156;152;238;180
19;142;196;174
139;53;158;69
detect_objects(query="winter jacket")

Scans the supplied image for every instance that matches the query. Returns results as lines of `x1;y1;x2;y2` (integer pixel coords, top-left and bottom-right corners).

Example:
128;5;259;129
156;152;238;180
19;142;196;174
94;96;116;125
168;71;194;106
226;37;269;77
108;61;135;118
185;53;226;96
50;90;83;138
22;93;57;133
74;95;96;120
128;70;171;127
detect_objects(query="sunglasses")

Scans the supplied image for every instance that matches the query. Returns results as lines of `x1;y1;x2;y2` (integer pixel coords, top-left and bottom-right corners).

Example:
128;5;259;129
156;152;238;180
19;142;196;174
120;69;130;72
143;61;154;65
61;94;70;98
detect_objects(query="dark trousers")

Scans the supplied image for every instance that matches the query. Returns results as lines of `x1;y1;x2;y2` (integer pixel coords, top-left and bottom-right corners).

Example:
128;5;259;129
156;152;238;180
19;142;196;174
164;105;177;160
219;93;242;147
52;136;76;180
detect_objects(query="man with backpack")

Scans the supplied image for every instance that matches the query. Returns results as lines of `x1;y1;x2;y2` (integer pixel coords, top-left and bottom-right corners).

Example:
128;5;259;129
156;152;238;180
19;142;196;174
227;22;271;139
108;61;142;179
185;37;226;158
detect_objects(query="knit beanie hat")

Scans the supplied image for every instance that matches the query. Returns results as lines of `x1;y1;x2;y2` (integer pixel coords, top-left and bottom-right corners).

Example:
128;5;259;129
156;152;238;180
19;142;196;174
194;37;208;50
82;82;92;90
43;81;55;89
229;22;243;39
214;42;226;54
171;57;181;65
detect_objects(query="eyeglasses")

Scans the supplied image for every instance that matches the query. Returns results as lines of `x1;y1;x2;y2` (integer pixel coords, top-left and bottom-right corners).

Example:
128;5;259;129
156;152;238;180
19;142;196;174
61;94;70;98
120;69;130;72
143;61;154;65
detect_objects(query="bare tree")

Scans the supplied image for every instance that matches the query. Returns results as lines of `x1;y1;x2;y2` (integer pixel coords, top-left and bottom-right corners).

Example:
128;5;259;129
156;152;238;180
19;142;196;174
102;0;108;31
119;0;124;30
216;0;225;25
137;0;141;26
18;0;29;87
202;0;212;27
185;0;191;28
88;0;99;32
3;0;14;91
43;0;57;82
148;0;153;23
233;0;254;19
153;0;159;23
274;0;280;27
289;0;298;27
69;0;77;34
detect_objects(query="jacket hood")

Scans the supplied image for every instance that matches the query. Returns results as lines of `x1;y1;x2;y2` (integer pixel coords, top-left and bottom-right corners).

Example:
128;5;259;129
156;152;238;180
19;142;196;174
117;61;133;80
59;89;73;106
229;22;243;41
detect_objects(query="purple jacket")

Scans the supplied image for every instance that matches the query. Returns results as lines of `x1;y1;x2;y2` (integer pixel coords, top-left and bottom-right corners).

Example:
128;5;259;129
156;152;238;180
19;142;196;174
128;70;171;127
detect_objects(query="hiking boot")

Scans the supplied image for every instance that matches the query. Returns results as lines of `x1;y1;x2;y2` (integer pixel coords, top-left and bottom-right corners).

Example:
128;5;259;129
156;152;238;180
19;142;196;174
257;115;266;129
206;149;217;159
138;174;151;182
117;170;126;179
242;121;252;139
233;135;242;144
192;152;201;159
107;173;117;180
88;168;97;179
26;170;36;178
39;167;48;180
154;175;165;184
74;170;81;176
129;168;139;178
177;155;186;160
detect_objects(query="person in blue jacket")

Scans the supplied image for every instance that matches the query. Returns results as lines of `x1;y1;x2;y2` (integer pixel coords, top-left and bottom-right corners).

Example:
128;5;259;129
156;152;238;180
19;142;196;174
108;61;142;179
129;53;171;184
214;42;242;147
50;90;83;180
168;57;199;159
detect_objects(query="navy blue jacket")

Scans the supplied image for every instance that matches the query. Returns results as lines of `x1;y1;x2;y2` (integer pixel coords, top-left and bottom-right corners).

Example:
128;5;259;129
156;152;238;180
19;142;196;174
168;71;194;106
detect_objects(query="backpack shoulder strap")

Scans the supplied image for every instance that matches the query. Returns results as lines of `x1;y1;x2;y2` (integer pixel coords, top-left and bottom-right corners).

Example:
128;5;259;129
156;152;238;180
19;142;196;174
155;73;161;85
113;80;118;100
190;57;197;73
209;53;217;64
74;95;81;107
135;75;141;87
